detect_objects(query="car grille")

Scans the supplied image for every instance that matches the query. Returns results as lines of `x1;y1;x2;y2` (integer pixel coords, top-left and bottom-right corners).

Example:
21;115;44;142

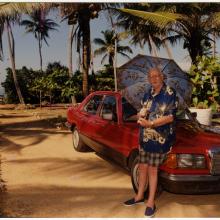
209;147;220;175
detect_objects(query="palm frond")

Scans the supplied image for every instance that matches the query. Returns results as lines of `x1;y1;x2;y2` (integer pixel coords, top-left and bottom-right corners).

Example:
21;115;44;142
0;3;50;17
94;47;107;56
117;31;129;40
118;51;131;60
117;45;133;54
162;34;182;46
211;11;220;25
119;8;186;29
101;54;108;64
93;38;106;46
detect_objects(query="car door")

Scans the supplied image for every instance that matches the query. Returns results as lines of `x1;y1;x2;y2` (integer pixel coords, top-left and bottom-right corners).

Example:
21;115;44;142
78;94;103;139
91;95;126;153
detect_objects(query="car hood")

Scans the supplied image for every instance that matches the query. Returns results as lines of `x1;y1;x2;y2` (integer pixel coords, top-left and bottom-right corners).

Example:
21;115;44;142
176;120;220;148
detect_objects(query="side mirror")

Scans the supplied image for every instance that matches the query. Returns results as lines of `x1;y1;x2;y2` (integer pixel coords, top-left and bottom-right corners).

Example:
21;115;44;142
102;113;113;120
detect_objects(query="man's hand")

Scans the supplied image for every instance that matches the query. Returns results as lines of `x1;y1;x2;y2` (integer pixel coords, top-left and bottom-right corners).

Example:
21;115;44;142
137;117;152;128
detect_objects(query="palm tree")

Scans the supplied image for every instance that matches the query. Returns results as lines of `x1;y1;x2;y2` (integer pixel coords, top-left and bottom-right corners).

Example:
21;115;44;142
21;9;59;71
93;30;133;66
5;17;25;104
118;3;220;64
59;3;102;97
67;24;74;77
115;4;161;57
59;3;121;97
0;3;45;104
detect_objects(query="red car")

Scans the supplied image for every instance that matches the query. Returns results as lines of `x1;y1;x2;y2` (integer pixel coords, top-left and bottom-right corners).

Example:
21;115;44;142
67;91;220;194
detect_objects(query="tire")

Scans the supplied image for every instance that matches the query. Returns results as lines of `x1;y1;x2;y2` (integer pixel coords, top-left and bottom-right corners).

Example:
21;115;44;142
130;154;163;199
72;127;90;152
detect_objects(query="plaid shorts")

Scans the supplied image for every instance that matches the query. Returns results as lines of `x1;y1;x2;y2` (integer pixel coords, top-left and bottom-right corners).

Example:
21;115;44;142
138;148;167;167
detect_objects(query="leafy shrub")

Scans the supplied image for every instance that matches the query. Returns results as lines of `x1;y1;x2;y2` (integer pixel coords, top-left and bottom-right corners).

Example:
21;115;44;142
189;56;220;110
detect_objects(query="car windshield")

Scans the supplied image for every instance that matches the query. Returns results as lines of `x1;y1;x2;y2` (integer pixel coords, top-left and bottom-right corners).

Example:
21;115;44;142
175;108;206;133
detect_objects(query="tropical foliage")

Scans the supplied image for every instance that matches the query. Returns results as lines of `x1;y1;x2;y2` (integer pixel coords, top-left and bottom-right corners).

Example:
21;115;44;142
93;29;133;66
1;62;115;104
2;66;44;104
189;56;220;110
118;3;220;64
1;3;220;110
21;10;59;71
59;3;102;97
0;3;51;105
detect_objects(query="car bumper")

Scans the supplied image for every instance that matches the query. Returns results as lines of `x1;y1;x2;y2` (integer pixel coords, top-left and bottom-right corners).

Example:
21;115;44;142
159;171;220;194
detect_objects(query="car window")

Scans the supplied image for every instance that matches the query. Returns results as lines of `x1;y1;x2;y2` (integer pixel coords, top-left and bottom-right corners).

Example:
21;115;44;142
83;95;103;115
100;96;118;122
122;97;137;121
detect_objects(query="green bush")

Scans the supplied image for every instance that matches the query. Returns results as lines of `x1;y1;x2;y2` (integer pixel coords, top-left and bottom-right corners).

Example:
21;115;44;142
189;56;220;110
1;63;116;104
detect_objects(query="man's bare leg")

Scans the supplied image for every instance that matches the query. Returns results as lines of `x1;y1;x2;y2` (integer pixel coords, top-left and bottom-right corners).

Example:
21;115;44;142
135;163;148;201
146;165;158;207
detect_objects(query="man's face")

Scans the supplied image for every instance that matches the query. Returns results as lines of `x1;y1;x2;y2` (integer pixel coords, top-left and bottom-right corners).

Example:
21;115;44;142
147;69;164;89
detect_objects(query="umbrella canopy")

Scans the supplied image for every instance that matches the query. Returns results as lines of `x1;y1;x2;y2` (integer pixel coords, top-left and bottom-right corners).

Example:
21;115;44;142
117;54;192;110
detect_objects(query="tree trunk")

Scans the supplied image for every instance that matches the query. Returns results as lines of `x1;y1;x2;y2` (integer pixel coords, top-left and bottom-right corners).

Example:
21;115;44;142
109;54;114;67
68;25;74;77
189;35;201;64
90;45;95;75
80;13;90;97
38;34;43;71
67;25;77;104
6;20;25;105
213;32;216;58
189;47;198;65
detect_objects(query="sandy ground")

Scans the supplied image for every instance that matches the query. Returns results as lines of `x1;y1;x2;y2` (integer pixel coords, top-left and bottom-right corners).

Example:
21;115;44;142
0;107;220;217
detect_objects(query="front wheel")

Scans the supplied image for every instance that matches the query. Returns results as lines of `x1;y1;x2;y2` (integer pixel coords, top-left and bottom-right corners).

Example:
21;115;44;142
130;154;162;198
72;127;90;152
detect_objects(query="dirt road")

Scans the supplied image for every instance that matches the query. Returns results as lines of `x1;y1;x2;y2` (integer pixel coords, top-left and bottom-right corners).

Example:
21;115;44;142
0;109;220;217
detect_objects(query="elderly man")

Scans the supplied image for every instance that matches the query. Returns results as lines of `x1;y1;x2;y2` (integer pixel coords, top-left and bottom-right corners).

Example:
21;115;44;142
124;68;178;217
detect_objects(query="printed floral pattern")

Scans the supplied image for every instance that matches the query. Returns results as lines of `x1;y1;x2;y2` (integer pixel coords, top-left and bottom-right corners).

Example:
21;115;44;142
139;84;177;153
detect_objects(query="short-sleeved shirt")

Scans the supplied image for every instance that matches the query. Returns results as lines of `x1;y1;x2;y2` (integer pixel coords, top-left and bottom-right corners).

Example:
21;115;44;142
139;83;178;153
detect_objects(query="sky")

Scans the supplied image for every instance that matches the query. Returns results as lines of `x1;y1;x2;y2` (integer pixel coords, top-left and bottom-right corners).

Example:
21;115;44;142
0;6;219;95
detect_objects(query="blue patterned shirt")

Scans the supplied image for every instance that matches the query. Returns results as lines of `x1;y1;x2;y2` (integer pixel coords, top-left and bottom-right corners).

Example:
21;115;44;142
139;84;178;153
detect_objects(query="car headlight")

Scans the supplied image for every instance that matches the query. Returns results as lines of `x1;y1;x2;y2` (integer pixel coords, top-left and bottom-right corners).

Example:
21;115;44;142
177;154;206;169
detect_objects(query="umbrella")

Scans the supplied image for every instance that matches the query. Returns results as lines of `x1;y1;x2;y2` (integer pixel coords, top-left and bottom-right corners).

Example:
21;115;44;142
117;54;192;110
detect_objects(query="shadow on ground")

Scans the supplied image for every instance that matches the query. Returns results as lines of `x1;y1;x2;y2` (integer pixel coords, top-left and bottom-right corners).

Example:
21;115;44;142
3;185;220;218
5;156;129;180
3;185;132;217
0;114;31;119
0;118;69;154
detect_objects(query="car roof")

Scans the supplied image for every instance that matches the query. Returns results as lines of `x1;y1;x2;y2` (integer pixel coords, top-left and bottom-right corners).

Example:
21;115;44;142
90;90;122;96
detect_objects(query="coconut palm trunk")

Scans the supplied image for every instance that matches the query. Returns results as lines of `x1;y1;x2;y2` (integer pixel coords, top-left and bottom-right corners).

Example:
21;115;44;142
68;24;76;104
68;25;74;77
38;33;43;71
80;13;90;97
6;19;25;104
213;32;216;58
